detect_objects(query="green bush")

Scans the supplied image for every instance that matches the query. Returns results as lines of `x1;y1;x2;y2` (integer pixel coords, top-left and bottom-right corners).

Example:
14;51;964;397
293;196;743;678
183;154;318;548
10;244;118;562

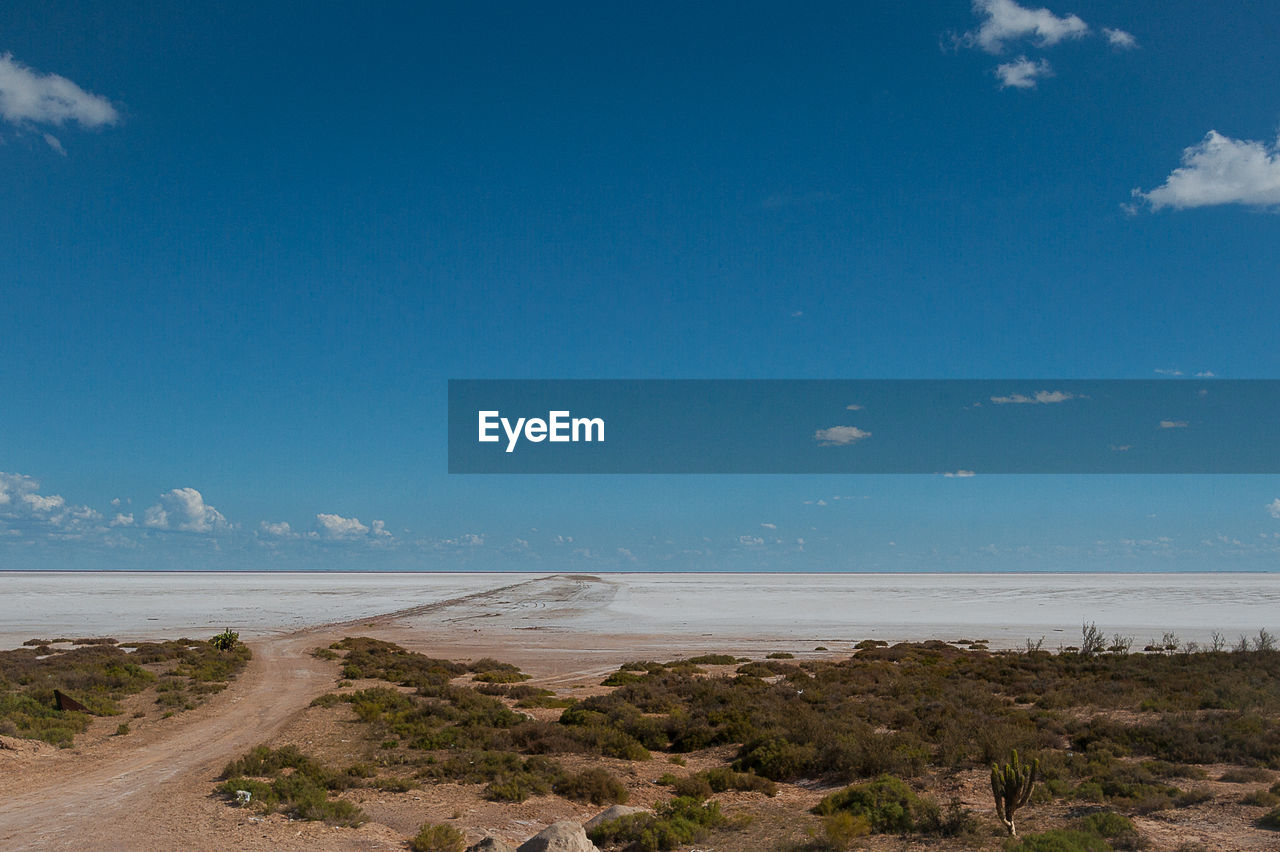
1258;805;1280;830
409;822;466;852
587;797;724;852
555;767;629;805
216;744;365;826
210;629;239;651
823;811;870;849
812;775;939;834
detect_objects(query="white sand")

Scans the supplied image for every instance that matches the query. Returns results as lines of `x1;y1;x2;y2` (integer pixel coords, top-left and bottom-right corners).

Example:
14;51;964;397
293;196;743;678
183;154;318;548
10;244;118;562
2;571;1277;651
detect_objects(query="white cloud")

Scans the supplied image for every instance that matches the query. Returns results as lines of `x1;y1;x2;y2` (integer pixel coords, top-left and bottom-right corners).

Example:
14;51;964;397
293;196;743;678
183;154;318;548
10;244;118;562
760;522;777;529
143;487;229;533
845;404;864;411
1134;131;1280;210
1154;368;1184;376
1195;371;1215;378
814;425;872;446
995;56;1053;89
966;0;1089;54
0;472;100;530
110;512;134;527
738;535;765;547
944;470;977;478
259;520;294;538
314;513;369;539
0;52;119;129
616;547;637;562
1103;27;1137;49
436;532;485;548
1268;498;1280;520
1110;444;1132;452
370;519;391;537
990;389;1075;404
1158;420;1188;429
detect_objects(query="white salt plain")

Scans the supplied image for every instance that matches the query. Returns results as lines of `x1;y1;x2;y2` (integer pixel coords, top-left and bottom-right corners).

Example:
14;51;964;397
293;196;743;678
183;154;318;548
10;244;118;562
1;571;1278;651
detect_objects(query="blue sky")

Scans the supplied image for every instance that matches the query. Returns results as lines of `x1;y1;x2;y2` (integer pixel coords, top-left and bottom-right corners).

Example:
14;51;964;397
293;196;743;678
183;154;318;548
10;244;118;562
2;0;1279;571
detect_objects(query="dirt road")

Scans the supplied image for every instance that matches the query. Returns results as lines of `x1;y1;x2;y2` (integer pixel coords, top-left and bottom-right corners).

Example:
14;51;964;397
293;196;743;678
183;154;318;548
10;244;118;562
0;576;614;851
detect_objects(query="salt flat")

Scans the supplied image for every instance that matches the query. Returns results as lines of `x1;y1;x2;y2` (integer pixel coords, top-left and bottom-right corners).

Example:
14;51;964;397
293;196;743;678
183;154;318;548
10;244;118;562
2;571;1277;651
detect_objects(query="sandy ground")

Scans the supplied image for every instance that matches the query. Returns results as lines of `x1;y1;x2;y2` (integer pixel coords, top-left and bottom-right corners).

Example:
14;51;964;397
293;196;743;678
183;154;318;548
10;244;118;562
4;571;1280;652
2;574;1278;851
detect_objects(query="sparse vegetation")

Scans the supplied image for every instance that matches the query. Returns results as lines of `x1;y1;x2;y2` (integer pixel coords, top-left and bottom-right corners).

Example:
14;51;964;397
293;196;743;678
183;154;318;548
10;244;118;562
587;796;725;851
409;822;466;852
812;774;941;834
269;633;1280;845
0;635;250;746
216;745;365;825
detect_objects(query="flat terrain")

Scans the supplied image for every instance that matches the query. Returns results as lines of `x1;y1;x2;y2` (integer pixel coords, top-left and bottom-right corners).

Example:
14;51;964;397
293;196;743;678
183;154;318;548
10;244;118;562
2;575;1278;851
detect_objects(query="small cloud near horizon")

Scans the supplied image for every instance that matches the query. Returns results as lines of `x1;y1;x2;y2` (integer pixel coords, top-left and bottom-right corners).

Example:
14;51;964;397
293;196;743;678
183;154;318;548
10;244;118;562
1158;420;1189;429
813;425;872;446
990;389;1075;404
944;470;977;478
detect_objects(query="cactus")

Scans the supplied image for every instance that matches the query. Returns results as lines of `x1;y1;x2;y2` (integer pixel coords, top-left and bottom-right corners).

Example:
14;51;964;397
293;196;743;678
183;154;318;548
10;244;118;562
991;750;1038;836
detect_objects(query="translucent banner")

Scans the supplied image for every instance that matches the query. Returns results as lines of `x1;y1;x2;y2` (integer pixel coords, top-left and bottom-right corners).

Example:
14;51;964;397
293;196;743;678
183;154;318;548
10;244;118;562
448;380;1279;473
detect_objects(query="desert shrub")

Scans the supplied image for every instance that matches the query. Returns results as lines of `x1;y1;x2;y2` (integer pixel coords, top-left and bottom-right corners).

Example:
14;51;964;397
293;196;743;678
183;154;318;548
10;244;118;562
1219;766;1274;783
767;652;795;659
686;654;738;665
555;767;629;804
1243;789;1280;807
812;775;940;834
1076;812;1143;848
587;797;724;851
1008;829;1110;852
469;658;530;683
1259;805;1280;829
216;744;365;825
823;811;871;849
735;736;818;780
409;823;466;852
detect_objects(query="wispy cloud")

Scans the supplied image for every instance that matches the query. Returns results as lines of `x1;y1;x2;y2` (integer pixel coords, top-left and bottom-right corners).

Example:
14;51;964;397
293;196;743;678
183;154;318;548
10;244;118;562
1103;27;1137;49
1158;420;1188;429
1133;131;1280;210
1268;498;1280;520
845;404;864;411
990;389;1075;404
813;425;872;446
995;56;1052;89
0;52;119;136
944;470;977;478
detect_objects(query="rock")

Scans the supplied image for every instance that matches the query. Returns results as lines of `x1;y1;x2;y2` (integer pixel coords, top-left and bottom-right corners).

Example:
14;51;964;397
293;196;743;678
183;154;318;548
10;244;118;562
583;805;647;830
515;821;599;852
467;839;516;852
